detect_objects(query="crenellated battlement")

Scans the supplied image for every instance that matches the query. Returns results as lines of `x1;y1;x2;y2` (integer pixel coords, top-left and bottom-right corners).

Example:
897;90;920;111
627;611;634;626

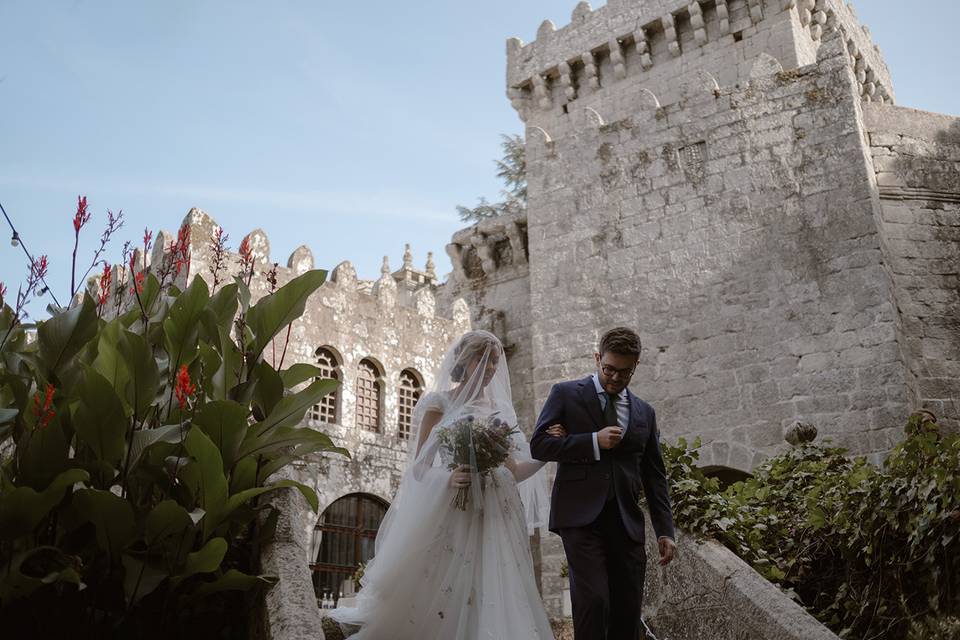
445;209;529;285
99;208;464;325
507;0;892;125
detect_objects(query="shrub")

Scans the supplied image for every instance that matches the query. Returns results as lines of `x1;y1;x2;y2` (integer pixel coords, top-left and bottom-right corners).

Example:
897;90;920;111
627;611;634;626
655;415;960;639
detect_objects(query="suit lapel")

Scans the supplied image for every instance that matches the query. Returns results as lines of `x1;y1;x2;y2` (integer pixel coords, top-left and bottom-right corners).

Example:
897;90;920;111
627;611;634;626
624;389;642;443
577;377;605;429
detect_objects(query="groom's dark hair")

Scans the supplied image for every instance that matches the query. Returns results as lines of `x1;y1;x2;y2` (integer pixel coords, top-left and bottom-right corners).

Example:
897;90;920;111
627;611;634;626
599;327;641;358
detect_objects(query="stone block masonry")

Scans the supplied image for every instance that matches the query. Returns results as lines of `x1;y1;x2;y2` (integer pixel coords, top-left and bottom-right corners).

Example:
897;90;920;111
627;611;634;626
507;0;894;136
864;103;960;431
524;28;909;469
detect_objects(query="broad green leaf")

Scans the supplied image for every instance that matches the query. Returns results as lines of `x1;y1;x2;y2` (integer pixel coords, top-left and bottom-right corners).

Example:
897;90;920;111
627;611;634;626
230;456;257;494
74;367;128;468
248;378;338;441
163;276;209;374
171;536;227;587
234;275;251;314
73;488;136;557
118;329;161;418
18;414;71;491
251;360;284;418
215;326;243;400
188;569;276;602
37;296;97;376
245;269;327;362
215;480;317;530
145;499;193;545
130;424;186;471
183;428;228;540
91;320;130;405
279;363;326;389
205;283;239;335
0;468;89;540
257;437;349;483
237;424;343;463
122;554;168;606
194;400;249;471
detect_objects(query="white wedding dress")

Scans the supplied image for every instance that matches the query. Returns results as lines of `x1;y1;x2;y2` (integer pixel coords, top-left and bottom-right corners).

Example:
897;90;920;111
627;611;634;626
329;331;555;640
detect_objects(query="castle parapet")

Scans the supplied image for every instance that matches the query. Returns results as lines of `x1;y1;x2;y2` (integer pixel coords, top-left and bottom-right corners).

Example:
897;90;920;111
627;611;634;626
507;0;892;124
446;210;529;284
92;208;458;323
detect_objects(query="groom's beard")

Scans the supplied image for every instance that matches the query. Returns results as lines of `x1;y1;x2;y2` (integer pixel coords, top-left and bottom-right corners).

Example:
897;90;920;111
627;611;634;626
598;376;627;395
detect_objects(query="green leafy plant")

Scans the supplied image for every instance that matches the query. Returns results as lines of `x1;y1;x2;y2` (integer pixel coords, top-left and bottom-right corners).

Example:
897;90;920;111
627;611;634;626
654;415;960;640
0;216;347;636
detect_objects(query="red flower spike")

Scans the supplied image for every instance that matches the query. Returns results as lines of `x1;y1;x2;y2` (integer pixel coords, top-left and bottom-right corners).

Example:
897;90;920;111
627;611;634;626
32;383;56;429
174;365;196;411
73;196;91;233
32;256;48;282
130;271;146;295
97;264;112;307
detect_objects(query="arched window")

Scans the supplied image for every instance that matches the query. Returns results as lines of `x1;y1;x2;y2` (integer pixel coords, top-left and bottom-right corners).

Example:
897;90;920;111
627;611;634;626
355;359;382;432
397;369;423;440
311;494;389;600
308;347;340;424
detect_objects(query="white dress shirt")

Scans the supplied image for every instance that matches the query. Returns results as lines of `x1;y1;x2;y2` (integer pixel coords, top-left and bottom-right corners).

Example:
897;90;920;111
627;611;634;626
591;373;629;460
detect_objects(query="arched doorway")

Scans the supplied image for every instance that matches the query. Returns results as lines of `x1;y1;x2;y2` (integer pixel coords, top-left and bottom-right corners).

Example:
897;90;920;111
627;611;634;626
311;493;389;600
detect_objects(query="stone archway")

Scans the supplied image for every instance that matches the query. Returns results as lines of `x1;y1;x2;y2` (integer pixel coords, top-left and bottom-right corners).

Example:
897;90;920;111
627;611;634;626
695;440;765;487
310;493;390;601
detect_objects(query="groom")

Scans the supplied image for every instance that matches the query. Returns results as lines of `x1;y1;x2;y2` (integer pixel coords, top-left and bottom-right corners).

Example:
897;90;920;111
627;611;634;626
531;327;676;640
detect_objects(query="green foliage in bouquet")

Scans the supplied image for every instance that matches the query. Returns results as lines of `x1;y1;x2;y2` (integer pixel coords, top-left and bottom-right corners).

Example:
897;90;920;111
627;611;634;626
436;413;518;510
0;266;347;635
653;415;960;640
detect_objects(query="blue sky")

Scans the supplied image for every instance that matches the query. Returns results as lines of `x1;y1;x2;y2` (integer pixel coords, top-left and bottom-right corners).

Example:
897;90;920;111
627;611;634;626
1;0;957;318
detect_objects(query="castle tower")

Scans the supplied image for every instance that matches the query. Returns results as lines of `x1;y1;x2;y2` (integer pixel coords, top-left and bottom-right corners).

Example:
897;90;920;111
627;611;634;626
482;0;960;621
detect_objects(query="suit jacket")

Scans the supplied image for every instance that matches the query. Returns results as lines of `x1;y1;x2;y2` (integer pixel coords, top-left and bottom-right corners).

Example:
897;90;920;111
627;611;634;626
530;376;675;544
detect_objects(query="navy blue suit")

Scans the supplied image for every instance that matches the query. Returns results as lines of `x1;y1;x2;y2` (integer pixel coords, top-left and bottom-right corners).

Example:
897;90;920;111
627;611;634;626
531;376;674;640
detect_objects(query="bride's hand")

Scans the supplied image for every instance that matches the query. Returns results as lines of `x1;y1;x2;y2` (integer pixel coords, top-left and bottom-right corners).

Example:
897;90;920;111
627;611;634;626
546;424;567;438
449;465;472;489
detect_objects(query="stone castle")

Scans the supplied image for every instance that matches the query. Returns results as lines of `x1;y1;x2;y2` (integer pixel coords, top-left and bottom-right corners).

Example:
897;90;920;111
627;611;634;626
143;0;958;627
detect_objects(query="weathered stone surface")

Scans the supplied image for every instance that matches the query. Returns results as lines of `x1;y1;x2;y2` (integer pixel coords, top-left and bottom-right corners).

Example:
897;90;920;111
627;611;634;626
257;470;325;640
864;102;960;432
642;517;839;640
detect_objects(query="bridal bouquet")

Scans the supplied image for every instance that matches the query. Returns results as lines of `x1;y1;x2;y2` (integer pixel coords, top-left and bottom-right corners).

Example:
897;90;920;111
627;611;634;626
437;413;519;510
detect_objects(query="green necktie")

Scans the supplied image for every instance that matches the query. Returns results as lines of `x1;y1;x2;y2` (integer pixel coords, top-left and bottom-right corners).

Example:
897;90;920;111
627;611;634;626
603;392;619;427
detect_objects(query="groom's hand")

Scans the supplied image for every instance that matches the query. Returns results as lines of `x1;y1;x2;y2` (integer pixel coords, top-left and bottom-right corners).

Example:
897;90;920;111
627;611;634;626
658;537;677;566
597;426;624;449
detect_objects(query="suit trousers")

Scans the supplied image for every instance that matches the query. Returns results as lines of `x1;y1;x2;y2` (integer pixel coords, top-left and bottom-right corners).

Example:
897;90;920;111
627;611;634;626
560;498;647;640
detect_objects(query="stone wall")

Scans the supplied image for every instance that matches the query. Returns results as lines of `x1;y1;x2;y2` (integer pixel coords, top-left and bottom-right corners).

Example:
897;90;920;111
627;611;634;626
864;103;960;430
445;211;535;430
524;28;909;480
506;0;893;134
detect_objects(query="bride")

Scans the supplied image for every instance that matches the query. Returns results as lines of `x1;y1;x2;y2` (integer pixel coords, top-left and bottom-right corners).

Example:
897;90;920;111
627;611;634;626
329;330;561;639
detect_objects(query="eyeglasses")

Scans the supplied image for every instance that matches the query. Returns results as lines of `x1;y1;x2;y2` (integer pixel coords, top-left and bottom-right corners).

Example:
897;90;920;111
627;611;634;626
600;364;635;380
